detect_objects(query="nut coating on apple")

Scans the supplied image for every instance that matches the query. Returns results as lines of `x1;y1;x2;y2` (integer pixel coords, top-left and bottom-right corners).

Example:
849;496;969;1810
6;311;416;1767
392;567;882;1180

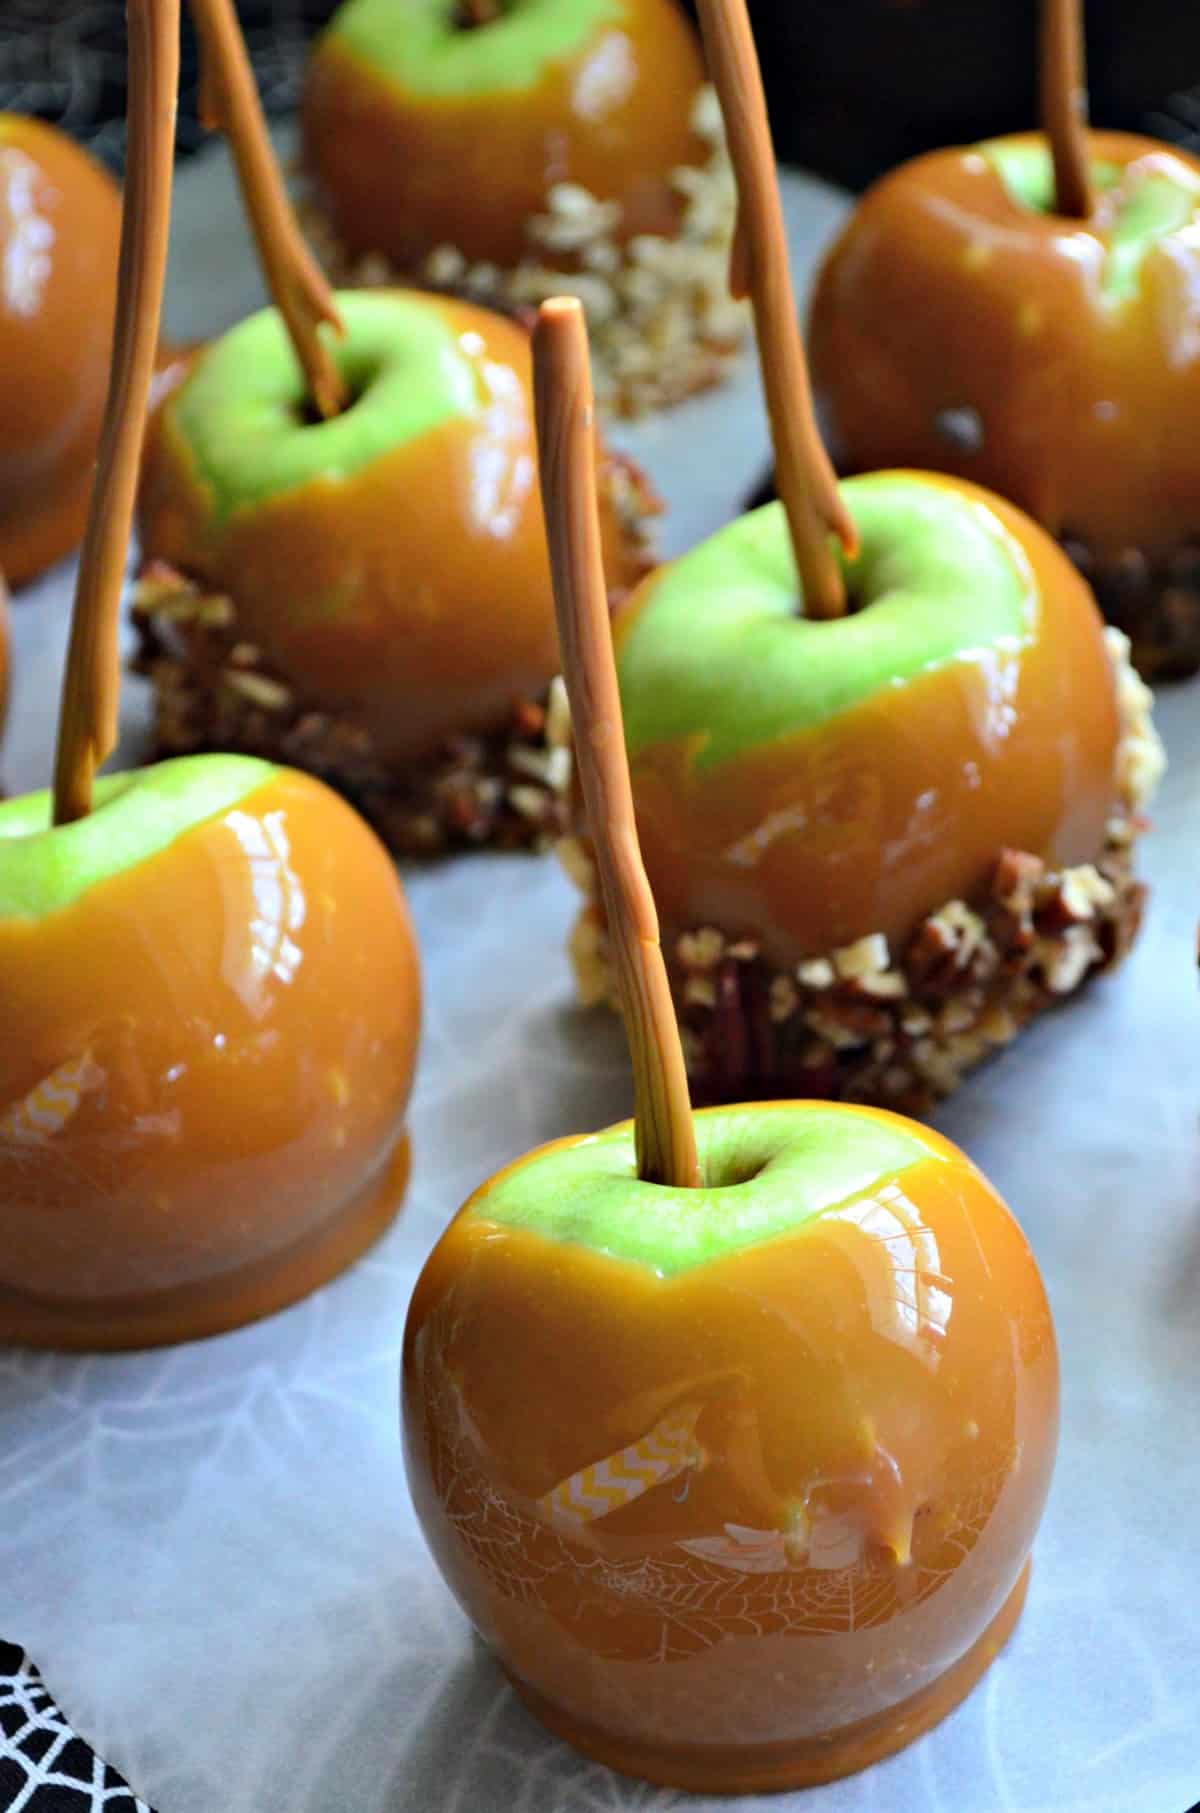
403;1102;1059;1790
0;114;121;588
0;757;421;1349
134;287;656;855
300;0;747;415
567;472;1165;1112
808;129;1200;679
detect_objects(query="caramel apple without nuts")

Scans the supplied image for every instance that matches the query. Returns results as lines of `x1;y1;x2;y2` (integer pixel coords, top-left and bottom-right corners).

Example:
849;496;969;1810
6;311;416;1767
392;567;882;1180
808;1;1200;679
0;115;121;587
300;0;747;414
0;0;421;1351
403;295;1059;1793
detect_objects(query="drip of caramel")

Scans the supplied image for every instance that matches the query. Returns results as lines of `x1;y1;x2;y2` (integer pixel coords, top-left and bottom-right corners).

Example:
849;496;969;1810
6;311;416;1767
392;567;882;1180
457;0;501;23
532;299;699;1191
1041;0;1091;218
695;0;855;620
191;0;345;417
51;0;179;826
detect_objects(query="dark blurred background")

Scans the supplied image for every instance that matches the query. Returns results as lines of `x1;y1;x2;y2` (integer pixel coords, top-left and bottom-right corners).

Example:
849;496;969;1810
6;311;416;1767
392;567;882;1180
1;0;1198;184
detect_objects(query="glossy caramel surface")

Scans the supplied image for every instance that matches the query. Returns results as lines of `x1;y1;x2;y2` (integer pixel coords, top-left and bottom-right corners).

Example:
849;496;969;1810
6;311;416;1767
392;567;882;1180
138;295;648;763
404;1111;1058;1789
0;770;420;1346
0;115;122;587
810;131;1200;560
618;478;1119;966
302;0;706;267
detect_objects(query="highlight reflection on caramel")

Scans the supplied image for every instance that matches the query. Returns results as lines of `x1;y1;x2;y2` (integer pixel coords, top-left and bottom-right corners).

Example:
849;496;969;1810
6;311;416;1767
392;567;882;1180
302;0;706;269
0;772;419;1349
618;481;1119;967
810;131;1200;561
138;297;646;763
404;1119;1058;1791
0;115;122;587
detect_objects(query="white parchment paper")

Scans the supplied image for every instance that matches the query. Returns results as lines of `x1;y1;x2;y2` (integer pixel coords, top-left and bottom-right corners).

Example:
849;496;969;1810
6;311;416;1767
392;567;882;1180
1;150;1197;1813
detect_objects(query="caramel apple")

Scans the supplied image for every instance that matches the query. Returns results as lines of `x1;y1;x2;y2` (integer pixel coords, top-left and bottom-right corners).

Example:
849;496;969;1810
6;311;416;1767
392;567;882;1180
134;0;655;853
0;115;121;587
808;0;1200;679
565;0;1164;1113
0;0;420;1351
300;0;747;415
403;296;1059;1792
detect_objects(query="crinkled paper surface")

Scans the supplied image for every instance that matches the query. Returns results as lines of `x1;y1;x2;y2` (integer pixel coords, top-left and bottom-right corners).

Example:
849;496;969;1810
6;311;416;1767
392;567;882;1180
1;145;1197;1813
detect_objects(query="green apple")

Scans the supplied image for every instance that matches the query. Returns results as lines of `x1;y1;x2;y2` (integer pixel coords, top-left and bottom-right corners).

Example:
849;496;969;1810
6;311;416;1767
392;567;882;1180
321;0;619;98
616;471;1032;770
0;754;277;918
167;291;479;521
475;1103;942;1274
979;137;1200;303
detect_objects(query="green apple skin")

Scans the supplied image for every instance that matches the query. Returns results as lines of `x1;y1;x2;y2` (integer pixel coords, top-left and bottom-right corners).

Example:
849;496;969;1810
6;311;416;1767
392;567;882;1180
0;755;277;919
615;471;1033;770
473;1102;943;1274
402;1102;1059;1789
323;0;619;98
167;291;478;521
979;138;1200;303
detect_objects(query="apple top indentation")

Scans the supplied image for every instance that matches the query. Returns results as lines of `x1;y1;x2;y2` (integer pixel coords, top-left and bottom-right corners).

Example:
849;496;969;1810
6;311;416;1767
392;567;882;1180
469;1103;945;1275
167;291;482;522
0;754;277;920
616;471;1034;771
324;0;622;99
979;137;1200;304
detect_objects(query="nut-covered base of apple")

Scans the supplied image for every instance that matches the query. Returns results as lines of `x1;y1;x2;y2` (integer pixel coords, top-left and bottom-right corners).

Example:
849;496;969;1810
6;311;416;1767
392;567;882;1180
299;87;748;419
0;1131;409;1352
1063;532;1200;682
133;569;592;855
562;630;1162;1113
507;1560;1029;1793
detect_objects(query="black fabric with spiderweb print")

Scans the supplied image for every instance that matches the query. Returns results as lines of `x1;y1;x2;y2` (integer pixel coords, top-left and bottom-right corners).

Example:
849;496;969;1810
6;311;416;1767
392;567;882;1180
0;1644;155;1812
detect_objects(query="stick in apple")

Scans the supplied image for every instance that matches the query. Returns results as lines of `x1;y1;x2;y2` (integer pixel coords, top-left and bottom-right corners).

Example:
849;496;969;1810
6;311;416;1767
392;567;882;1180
190;0;346;418
532;299;700;1191
52;0;179;827
1041;0;1091;220
695;0;855;622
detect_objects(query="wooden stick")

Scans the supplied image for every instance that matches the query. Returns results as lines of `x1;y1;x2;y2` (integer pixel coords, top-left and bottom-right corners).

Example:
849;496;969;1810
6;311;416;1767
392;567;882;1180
533;300;700;1191
696;0;856;620
191;0;345;417
1041;0;1092;219
52;0;179;827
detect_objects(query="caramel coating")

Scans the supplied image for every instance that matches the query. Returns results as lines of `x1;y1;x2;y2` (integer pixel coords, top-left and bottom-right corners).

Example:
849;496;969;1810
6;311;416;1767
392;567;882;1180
302;0;707;268
619;479;1120;968
809;131;1200;562
0;116;122;587
0;770;420;1349
137;294;649;764
404;1112;1058;1790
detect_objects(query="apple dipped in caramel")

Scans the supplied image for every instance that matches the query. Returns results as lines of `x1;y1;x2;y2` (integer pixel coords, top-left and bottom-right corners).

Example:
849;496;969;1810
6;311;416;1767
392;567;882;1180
403;296;1059;1794
565;0;1164;1113
300;0;747;415
0;0;420;1352
808;0;1200;679
134;0;655;854
0;115;121;587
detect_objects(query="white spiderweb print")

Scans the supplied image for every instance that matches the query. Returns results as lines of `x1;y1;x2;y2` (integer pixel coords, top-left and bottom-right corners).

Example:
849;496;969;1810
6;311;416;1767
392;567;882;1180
0;1644;153;1810
420;1347;1017;1751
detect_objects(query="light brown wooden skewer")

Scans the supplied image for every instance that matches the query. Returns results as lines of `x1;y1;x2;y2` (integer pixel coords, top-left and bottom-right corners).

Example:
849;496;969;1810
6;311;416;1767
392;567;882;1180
191;0;345;417
533;299;700;1191
52;0;179;826
696;0;856;621
1041;0;1092;219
